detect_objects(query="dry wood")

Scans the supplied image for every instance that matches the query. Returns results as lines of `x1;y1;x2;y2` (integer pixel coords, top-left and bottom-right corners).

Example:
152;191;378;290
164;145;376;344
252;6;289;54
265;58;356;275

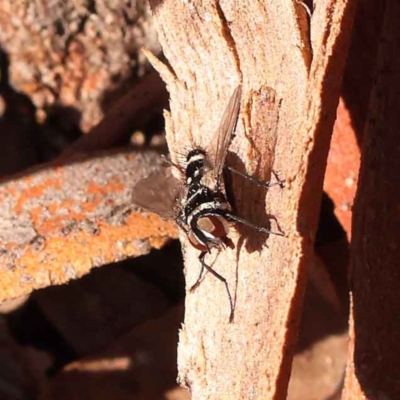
343;0;400;398
0;150;177;303
41;306;187;400
35;264;170;355
60;71;168;159
0;0;159;132
148;0;356;398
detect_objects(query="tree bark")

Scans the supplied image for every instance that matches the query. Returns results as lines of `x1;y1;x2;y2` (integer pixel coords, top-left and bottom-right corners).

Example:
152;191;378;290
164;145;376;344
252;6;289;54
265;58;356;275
0;150;177;303
343;0;400;397
148;0;356;398
0;0;159;132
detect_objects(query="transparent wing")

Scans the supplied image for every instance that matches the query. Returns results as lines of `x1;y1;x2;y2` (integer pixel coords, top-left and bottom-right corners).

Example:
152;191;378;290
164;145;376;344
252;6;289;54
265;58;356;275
131;166;183;220
205;85;242;182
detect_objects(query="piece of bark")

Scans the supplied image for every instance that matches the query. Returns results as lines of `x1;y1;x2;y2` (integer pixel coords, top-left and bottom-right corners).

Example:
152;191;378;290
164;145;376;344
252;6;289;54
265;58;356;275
0;295;30;314
148;1;356;399
0;0;160;132
287;251;348;399
0;150;177;304
341;0;386;141
325;0;387;243
342;0;400;398
288;333;347;400
35;264;170;355
40;305;188;400
59;71;168;160
324;99;360;240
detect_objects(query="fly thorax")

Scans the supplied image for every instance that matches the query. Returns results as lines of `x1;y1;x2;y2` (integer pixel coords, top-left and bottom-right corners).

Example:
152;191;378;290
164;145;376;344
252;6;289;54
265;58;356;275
185;148;207;185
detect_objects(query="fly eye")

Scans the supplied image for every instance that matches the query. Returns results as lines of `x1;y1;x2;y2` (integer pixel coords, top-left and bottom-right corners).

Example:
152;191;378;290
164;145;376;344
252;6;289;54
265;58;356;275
197;216;229;239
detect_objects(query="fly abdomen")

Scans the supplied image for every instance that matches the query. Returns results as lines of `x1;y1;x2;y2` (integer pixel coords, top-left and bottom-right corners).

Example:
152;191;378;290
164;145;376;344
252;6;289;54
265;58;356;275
186;199;233;250
183;183;214;215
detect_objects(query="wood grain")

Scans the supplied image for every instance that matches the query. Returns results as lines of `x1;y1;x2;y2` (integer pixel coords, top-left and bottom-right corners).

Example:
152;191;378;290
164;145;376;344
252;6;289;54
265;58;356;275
0;150;177;303
148;0;356;398
343;0;400;397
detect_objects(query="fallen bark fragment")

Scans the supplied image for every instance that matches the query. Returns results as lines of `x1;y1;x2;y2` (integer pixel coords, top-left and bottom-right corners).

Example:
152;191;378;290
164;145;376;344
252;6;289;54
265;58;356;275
0;150;178;303
325;99;360;240
40;305;187;400
148;0;356;399
343;0;400;398
35;264;170;355
287;249;348;399
0;0;160;132
60;71;168;159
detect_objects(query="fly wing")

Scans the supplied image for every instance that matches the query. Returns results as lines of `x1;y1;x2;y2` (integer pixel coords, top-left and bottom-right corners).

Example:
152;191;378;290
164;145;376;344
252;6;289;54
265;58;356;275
131;166;183;220
205;85;242;183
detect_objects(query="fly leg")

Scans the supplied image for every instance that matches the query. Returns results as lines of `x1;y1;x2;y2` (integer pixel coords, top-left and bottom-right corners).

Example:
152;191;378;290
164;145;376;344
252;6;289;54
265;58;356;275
190;251;235;322
190;251;207;292
225;213;285;237
175;217;189;234
226;166;285;189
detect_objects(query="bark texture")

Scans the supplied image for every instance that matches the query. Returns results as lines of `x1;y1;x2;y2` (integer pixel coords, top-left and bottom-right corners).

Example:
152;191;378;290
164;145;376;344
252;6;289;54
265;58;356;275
148;1;356;398
0;1;172;304
343;0;400;398
0;150;177;303
0;0;159;132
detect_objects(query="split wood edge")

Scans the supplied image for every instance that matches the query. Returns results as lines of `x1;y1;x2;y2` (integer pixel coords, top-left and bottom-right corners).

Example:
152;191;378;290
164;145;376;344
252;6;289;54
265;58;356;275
148;0;356;399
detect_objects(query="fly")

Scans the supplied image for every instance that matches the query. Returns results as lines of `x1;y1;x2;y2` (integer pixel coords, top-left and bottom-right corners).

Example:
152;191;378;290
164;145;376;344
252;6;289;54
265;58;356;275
131;85;284;321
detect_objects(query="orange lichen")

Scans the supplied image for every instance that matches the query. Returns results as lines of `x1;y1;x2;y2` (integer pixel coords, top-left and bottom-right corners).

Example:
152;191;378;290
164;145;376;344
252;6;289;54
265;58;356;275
0;212;178;302
14;177;62;215
87;178;124;196
81;198;102;213
47;199;76;214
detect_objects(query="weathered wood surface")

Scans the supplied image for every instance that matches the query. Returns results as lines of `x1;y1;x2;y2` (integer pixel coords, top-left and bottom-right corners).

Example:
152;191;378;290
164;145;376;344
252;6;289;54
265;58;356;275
343;0;400;398
0;150;177;303
148;1;356;398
